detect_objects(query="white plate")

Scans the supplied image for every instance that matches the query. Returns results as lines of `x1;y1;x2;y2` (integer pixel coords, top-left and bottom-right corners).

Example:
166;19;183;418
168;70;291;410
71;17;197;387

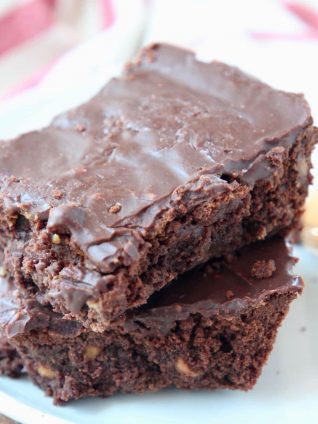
0;245;318;424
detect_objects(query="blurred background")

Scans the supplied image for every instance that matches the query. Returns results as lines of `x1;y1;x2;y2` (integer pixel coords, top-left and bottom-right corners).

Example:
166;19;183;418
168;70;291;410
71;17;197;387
0;0;317;247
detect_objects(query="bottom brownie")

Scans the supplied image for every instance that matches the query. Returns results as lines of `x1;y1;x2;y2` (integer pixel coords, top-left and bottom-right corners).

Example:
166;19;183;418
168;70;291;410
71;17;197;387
0;337;23;378
0;269;24;378
0;238;302;404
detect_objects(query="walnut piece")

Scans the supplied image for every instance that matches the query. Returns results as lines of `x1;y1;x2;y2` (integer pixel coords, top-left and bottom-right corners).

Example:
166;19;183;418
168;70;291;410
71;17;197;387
256;225;267;240
175;358;201;378
37;365;57;379
52;234;61;244
108;203;122;214
85;345;101;360
23;211;33;220
87;300;101;313
0;266;7;278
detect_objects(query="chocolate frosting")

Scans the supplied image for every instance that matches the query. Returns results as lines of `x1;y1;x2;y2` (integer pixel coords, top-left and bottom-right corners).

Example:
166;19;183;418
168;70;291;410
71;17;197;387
0;44;312;273
0;238;302;337
0;274;82;339
129;237;302;332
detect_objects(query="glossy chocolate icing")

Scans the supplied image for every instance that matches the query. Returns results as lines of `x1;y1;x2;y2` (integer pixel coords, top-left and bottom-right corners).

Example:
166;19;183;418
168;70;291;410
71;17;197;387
0;238;302;337
130;237;302;331
0;44;312;273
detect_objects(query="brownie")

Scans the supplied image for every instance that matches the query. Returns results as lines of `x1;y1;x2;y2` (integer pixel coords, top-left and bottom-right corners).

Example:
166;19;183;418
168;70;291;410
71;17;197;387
0;238;303;404
0;43;315;330
0;337;23;378
0;271;23;378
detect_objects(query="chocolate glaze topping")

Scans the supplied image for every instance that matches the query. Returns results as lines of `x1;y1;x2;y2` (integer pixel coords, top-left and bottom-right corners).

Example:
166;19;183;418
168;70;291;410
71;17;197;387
0;238;302;337
130;237;302;332
0;44;312;272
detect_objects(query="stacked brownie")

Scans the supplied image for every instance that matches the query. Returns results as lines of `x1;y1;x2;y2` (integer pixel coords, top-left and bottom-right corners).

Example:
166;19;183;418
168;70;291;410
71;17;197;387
0;44;317;404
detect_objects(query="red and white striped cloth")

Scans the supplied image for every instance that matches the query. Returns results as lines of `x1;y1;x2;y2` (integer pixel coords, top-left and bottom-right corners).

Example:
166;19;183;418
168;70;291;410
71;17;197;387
0;0;115;99
0;0;145;140
1;0;318;103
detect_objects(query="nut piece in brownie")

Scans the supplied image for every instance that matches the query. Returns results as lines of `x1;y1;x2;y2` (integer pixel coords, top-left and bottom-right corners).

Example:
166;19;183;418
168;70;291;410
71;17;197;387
0;43;316;330
0;238;303;404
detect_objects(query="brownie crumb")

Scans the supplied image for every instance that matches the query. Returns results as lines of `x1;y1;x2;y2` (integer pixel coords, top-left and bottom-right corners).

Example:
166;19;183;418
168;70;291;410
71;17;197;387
266;146;285;167
226;290;234;299
256;226;267;240
251;259;276;279
175;304;182;312
108;203;122;214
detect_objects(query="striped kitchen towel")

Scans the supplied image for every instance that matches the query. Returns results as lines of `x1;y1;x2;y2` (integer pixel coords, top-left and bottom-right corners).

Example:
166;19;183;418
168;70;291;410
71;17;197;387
0;0;115;99
0;0;145;139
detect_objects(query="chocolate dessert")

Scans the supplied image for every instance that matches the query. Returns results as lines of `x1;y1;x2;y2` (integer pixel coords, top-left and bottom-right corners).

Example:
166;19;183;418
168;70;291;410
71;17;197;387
0;44;316;330
0;238;302;403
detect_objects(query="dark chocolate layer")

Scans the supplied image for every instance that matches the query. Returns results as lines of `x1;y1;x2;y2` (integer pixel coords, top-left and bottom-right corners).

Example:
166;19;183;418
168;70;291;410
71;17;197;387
126;237;302;332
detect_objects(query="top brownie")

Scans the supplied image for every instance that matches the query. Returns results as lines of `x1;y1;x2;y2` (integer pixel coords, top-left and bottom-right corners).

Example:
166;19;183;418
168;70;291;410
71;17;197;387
0;43;316;331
